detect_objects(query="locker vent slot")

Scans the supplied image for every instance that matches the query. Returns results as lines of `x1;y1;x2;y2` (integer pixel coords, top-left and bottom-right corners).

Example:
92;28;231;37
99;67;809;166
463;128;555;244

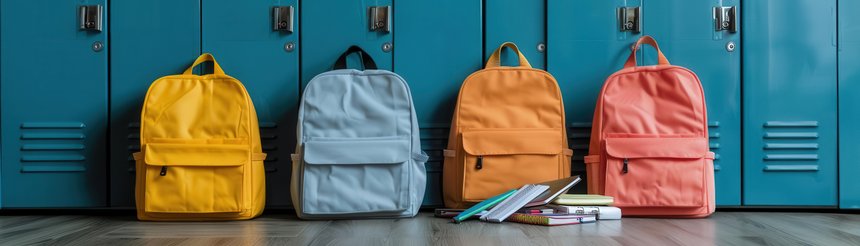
19;122;87;172
761;121;820;172
419;123;449;207
709;121;721;171
260;122;279;173
127;122;140;173
567;122;591;172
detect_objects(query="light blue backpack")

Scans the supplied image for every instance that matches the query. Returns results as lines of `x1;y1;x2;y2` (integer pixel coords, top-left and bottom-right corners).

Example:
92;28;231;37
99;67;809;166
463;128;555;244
291;46;428;219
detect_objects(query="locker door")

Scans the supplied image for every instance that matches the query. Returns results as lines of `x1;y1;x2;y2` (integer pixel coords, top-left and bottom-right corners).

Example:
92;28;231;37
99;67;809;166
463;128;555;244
743;0;837;206
0;0;107;207
485;0;545;69
547;0;641;193
203;0;300;207
643;0;742;206
839;0;860;209
302;0;392;86
109;0;200;207
394;1;482;207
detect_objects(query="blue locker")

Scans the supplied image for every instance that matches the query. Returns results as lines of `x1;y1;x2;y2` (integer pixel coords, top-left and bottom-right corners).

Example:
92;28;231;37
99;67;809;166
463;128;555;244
643;0;742;206
203;0;300;207
743;0;838;206
547;0;641;193
839;0;860;209
301;0;392;86
0;0;108;207
109;0;201;207
394;0;482;207
485;0;545;69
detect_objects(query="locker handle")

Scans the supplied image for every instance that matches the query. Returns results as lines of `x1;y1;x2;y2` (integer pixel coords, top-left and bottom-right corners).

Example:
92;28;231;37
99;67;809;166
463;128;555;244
272;6;294;32
79;5;103;32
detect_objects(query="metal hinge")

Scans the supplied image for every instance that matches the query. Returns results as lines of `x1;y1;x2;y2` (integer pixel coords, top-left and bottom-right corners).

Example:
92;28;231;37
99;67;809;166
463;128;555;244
369;6;391;33
714;6;737;33
272;6;294;32
617;7;640;33
78;5;103;32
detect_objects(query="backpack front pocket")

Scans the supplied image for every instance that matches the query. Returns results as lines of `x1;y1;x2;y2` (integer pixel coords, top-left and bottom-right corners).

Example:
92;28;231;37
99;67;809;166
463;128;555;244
142;143;249;213
301;136;411;215
460;128;567;202
602;137;713;208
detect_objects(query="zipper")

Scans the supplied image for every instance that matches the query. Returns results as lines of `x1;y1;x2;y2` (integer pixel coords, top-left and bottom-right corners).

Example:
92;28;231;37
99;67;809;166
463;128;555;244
622;158;628;174
475;156;483;170
160;166;168;176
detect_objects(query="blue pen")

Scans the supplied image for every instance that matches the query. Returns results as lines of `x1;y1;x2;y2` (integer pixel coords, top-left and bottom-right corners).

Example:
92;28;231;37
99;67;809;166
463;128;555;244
452;189;518;223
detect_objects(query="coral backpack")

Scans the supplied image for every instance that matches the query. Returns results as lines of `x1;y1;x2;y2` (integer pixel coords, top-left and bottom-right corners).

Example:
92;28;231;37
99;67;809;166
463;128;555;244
442;42;572;209
584;36;715;217
134;54;267;221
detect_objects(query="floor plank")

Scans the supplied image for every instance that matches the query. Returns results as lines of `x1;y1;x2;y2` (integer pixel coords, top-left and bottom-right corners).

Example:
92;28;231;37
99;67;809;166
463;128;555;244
1;212;859;245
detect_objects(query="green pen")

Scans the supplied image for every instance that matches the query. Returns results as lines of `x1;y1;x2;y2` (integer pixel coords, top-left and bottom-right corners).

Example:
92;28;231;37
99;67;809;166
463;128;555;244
452;189;517;223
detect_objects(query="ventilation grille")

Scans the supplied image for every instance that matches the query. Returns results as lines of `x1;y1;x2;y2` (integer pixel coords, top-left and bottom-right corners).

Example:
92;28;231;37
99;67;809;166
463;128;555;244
127;122;140;173
567;122;591;174
709;121;722;171
19;122;87;172
260;122;280;173
419;123;449;207
761;121;820;172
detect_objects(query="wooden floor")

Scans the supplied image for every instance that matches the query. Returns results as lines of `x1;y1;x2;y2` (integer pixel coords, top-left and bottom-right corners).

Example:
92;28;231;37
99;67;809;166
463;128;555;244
2;212;860;245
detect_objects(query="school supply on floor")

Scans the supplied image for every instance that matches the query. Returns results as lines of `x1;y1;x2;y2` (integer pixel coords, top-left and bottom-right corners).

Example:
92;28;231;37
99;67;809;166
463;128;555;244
583;35;715;218
442;42;573;209
435;209;488;218
480;184;550;223
452;189;517;223
518;207;554;214
506;213;597;226
525;176;582;207
133;53;267;221
291;46;429;219
552;194;615;206
547;205;622;220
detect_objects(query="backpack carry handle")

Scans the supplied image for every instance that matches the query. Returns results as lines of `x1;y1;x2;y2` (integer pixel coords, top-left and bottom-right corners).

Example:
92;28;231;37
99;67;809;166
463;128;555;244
486;42;532;69
333;46;378;70
624;35;671;68
183;53;225;75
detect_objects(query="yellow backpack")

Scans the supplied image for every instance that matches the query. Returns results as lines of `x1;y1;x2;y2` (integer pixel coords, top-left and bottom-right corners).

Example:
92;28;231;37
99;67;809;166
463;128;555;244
133;54;267;221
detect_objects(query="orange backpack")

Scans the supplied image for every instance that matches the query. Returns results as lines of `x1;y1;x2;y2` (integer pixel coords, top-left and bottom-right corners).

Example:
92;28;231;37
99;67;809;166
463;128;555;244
442;42;572;209
584;36;715;217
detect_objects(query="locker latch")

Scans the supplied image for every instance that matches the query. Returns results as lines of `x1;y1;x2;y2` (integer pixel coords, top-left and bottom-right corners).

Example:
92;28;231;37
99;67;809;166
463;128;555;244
272;6;294;32
714;6;737;33
369;6;391;33
617;7;640;33
78;5;103;32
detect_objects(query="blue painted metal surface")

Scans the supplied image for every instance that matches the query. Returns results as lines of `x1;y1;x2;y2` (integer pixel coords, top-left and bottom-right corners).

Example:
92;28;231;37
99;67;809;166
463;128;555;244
0;0;108;207
643;0;742;206
301;0;392;87
743;0;838;206
109;0;200;207
839;0;860;209
203;0;300;208
394;0;482;207
547;0;641;194
485;0;545;69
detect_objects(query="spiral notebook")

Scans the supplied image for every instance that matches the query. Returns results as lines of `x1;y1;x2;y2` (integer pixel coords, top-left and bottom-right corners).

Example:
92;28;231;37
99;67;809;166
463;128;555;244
479;184;549;223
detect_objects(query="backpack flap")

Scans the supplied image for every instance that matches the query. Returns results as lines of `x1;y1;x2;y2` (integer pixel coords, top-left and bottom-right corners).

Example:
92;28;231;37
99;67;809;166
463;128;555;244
300;136;412;214
139;143;252;214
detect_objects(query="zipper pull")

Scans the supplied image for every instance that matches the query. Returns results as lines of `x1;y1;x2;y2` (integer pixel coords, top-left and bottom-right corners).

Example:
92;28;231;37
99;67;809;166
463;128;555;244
622;158;629;174
475;156;483;170
160;166;168;176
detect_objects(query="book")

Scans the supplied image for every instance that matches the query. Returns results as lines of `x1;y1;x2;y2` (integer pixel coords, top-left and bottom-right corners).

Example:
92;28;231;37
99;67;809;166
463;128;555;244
452;189;517;223
435;209;488;218
480;184;550;223
547;205;622;220
517;207;554;214
506;213;597;226
524;176;582;207
552;194;614;206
